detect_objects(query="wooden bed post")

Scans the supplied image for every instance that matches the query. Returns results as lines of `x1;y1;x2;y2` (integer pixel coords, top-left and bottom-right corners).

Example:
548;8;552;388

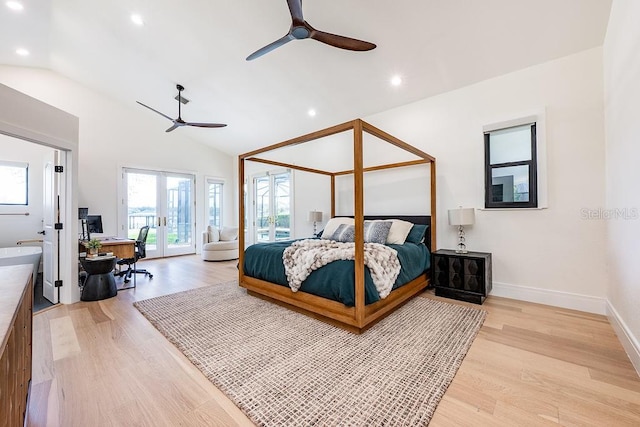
330;175;336;219
430;161;437;250
353;120;365;327
238;156;246;282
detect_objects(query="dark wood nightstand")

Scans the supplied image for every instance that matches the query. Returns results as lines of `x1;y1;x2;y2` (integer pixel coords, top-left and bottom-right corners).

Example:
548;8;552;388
431;249;492;304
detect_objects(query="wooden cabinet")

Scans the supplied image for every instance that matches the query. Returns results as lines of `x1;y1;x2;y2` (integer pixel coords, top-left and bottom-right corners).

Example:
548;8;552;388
1;265;33;427
432;249;492;304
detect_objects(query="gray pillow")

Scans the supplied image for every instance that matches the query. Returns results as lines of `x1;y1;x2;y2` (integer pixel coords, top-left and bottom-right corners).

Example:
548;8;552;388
329;221;392;244
363;220;392;244
330;224;355;242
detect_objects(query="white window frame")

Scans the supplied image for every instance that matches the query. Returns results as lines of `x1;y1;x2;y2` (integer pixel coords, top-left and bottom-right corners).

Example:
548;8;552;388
0;160;29;205
482;110;548;209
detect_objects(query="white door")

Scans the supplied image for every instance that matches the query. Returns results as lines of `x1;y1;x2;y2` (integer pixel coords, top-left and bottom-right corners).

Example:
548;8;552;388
42;153;61;304
121;168;196;258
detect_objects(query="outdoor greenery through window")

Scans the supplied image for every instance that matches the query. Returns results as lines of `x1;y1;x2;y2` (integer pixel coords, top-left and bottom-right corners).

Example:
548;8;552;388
0;161;28;205
484;123;538;208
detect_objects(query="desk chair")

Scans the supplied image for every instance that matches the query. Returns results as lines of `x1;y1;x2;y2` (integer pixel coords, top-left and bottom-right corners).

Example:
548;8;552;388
116;226;154;284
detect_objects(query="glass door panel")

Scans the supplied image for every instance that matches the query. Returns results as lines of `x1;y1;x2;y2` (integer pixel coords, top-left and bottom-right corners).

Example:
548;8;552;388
254;175;271;242
253;171;291;243
273;172;291;241
164;174;194;256
124;171;159;258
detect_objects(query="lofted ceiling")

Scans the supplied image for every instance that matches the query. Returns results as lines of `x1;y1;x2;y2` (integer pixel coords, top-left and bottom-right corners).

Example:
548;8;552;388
0;0;612;156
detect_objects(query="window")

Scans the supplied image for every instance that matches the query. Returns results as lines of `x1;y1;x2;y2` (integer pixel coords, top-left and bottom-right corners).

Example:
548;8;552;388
484;123;537;208
0;161;28;205
207;179;223;227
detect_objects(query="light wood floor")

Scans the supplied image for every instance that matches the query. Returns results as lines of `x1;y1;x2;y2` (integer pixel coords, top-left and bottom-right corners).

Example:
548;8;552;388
28;255;640;426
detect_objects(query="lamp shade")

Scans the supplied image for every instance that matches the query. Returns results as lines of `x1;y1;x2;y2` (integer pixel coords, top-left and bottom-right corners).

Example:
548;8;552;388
448;208;475;226
78;207;88;220
308;211;323;222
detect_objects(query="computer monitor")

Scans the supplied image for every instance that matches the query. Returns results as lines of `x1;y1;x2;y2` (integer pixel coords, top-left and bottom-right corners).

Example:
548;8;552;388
86;215;103;238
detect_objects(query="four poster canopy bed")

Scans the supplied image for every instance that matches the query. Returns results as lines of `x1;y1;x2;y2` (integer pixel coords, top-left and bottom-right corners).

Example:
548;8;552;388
238;119;437;333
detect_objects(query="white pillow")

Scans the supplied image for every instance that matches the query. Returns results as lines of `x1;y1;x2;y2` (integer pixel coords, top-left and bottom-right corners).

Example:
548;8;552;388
219;226;239;241
207;225;220;242
385;219;414;244
321;217;355;239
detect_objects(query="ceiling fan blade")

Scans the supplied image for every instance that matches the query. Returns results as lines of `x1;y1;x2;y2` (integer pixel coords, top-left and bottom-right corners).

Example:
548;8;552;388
165;123;180;132
137;101;174;121
185;122;227;128
287;0;303;22
247;34;295;61
310;30;376;51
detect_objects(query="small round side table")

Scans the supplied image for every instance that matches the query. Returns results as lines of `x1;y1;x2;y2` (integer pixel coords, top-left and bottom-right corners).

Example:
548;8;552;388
80;257;117;301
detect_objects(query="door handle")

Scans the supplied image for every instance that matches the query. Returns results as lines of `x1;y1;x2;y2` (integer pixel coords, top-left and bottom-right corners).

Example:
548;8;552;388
37;230;46;235
157;217;161;227
163;217;167;226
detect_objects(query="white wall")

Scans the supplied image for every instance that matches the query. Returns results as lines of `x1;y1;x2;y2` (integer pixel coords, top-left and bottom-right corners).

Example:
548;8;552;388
603;0;640;371
0;66;236;251
335;165;431;217
293;172;331;237
0;134;54;248
363;48;607;313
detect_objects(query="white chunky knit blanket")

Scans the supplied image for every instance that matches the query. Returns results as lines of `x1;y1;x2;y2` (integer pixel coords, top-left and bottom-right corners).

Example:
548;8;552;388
282;239;401;299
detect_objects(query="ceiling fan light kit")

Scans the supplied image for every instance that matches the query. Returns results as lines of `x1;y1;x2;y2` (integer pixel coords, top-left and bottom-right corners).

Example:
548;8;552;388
246;0;376;61
137;84;227;132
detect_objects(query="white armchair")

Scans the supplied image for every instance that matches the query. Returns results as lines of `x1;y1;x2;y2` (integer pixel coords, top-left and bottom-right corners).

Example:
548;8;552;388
201;225;239;261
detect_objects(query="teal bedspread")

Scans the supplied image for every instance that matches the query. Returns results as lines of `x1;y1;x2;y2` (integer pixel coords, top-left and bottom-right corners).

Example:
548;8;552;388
243;239;430;306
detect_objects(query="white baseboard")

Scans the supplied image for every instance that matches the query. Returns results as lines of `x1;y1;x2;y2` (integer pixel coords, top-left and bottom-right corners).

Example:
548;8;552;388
491;281;607;315
606;300;640;376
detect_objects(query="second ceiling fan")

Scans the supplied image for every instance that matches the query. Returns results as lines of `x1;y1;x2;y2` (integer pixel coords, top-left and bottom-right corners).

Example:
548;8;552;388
247;0;376;61
137;84;227;133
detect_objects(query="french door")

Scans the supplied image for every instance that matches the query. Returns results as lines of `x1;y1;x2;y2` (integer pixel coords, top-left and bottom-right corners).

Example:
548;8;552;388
253;170;291;243
121;168;195;258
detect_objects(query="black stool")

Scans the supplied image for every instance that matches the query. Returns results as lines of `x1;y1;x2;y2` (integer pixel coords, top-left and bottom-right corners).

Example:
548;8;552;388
80;257;117;301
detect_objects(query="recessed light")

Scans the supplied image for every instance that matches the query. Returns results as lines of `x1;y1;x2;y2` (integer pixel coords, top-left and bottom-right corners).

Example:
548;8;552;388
15;48;29;56
6;1;24;11
308;109;317;117
390;75;403;87
130;13;144;26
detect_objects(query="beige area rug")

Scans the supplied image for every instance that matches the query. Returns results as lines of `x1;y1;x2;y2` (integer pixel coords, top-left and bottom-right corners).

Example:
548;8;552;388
134;281;486;426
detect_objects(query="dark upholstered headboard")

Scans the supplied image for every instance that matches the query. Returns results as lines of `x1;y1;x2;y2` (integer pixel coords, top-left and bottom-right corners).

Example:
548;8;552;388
359;215;432;251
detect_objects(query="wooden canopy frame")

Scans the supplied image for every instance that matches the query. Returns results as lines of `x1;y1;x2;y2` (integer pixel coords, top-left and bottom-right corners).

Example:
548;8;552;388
238;119;437;333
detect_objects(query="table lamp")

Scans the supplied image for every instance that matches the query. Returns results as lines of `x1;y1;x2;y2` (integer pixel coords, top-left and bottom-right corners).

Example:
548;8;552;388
448;207;475;253
308;210;323;235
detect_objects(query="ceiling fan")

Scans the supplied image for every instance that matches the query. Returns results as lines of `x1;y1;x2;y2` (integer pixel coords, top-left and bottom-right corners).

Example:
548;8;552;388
137;84;227;132
246;0;376;61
